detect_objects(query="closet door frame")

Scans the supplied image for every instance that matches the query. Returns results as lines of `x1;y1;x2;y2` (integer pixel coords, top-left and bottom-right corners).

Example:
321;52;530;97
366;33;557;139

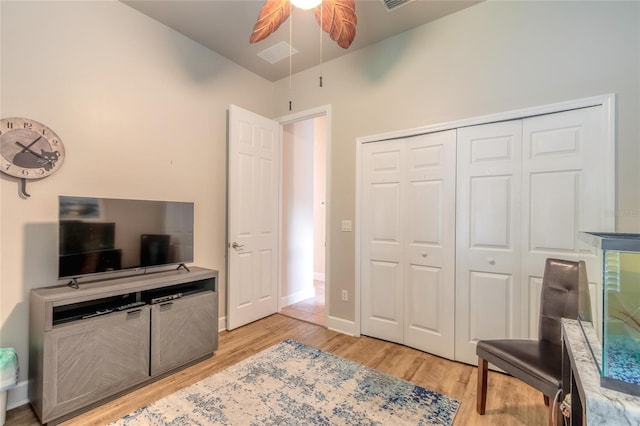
355;93;615;341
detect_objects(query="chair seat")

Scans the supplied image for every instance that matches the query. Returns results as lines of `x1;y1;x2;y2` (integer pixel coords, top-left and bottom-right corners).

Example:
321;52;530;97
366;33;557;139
476;339;562;397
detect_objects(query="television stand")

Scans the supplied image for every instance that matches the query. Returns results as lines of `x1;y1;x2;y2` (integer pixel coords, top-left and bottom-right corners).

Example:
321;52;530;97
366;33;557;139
29;266;218;425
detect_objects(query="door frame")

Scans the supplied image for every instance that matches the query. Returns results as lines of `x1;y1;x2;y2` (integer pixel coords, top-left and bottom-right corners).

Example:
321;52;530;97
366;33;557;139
355;93;616;338
276;105;332;323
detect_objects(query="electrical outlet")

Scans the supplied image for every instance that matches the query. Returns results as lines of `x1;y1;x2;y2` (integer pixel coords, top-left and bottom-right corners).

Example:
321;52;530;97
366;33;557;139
341;220;352;232
341;290;349;302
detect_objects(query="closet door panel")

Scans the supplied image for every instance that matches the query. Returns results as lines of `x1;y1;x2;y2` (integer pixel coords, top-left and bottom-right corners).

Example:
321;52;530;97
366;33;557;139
406;265;440;332
408;181;441;247
469;175;512;248
366;260;403;342
404;130;456;359
468;271;513;340
361;141;404;343
369;182;403;261
455;120;522;364
529;170;580;251
521;106;606;337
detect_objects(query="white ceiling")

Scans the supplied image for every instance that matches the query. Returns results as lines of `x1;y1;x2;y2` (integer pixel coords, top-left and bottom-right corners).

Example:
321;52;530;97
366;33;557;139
121;0;481;82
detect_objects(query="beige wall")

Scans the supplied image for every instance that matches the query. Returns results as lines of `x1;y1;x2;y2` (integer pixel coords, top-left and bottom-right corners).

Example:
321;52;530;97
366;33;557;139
273;0;640;321
0;0;272;393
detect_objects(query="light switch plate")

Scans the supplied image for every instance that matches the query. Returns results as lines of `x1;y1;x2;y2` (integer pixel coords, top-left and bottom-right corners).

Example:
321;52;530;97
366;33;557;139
341;220;352;232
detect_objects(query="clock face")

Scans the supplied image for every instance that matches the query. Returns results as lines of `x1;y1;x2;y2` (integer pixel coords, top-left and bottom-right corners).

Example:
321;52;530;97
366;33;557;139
0;117;65;179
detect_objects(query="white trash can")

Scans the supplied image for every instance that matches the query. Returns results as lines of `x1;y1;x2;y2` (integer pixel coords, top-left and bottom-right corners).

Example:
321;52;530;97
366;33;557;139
0;348;18;426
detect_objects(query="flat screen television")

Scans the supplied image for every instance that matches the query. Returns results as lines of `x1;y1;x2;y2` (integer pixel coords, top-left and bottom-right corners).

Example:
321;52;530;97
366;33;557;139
58;196;194;280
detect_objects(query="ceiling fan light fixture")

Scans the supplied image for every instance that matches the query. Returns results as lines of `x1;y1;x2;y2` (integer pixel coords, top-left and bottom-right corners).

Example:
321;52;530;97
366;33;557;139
290;0;322;10
250;0;356;49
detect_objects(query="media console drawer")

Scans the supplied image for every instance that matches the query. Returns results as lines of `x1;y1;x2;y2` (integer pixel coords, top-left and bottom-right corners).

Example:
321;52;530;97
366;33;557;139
29;267;218;425
42;307;151;422
150;291;217;375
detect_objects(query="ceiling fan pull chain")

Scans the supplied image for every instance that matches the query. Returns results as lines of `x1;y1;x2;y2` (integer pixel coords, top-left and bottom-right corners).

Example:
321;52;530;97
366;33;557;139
289;1;293;90
288;2;293;112
319;0;323;87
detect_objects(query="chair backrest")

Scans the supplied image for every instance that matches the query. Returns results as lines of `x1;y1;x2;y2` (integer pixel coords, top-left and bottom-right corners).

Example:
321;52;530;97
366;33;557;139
538;258;580;344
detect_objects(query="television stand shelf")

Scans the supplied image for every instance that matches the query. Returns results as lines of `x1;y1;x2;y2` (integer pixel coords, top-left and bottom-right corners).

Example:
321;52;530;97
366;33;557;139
28;266;218;425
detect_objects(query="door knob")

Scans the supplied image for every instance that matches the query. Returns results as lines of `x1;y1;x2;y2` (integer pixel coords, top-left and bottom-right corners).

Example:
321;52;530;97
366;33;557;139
231;242;244;250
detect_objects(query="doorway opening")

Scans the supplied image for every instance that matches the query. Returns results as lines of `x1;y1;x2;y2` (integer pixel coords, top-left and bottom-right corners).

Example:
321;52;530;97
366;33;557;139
279;115;327;326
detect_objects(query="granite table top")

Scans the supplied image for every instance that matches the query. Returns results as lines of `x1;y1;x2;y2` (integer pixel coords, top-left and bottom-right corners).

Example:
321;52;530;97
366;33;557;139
562;318;640;425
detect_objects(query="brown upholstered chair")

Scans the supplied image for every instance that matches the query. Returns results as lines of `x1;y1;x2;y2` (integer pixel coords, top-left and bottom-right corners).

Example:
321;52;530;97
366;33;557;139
476;258;580;426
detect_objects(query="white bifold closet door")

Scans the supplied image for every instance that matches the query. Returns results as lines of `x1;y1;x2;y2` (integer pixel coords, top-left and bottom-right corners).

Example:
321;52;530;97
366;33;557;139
455;106;608;365
360;130;456;359
454;120;523;364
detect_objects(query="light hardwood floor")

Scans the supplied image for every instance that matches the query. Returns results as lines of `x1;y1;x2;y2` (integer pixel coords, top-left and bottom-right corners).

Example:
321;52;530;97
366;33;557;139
280;280;325;326
6;314;548;425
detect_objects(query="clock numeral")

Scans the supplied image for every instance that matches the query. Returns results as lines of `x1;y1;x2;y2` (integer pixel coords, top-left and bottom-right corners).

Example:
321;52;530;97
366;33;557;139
42;129;47;135
4;164;10;171
23;122;33;129
22;169;29;176
51;139;58;145
6;122;13;129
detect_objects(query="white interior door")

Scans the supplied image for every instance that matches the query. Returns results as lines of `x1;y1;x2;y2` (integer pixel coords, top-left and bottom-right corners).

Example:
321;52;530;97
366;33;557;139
227;104;280;330
521;106;607;337
455;120;523;365
360;130;456;357
360;139;405;343
455;106;610;364
403;130;456;359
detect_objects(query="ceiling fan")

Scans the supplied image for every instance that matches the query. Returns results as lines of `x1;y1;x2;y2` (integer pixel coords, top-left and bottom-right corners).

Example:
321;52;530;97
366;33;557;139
250;0;357;49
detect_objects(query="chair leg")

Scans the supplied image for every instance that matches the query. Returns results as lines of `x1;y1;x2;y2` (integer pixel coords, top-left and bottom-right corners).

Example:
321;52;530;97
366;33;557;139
477;356;488;415
544;394;550;406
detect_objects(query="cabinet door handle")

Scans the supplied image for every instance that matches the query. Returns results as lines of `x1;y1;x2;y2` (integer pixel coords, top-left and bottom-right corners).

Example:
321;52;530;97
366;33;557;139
127;309;142;315
159;302;174;307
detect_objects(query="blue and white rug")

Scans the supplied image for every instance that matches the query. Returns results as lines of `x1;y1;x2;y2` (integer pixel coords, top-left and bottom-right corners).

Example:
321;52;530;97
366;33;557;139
112;339;460;425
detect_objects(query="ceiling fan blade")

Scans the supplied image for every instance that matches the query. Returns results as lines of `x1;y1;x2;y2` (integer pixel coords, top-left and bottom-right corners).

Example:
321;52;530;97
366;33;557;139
250;0;292;44
315;0;357;49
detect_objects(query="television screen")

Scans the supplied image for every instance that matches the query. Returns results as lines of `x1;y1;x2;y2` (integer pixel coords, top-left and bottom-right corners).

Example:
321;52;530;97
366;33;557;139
58;196;194;279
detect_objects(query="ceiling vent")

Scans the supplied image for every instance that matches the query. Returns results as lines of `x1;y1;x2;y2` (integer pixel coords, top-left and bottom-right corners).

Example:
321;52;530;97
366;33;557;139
381;0;414;11
257;41;299;64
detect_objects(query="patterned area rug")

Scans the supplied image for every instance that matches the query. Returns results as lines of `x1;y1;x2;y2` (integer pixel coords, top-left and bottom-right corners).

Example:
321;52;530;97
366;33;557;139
111;339;460;425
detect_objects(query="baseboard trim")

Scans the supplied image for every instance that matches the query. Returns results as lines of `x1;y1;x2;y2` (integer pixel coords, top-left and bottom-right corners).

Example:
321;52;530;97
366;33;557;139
6;379;28;411
327;316;357;336
280;288;315;308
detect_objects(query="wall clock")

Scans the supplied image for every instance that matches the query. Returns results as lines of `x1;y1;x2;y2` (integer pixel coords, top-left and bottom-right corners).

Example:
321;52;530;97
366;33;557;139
0;117;65;197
